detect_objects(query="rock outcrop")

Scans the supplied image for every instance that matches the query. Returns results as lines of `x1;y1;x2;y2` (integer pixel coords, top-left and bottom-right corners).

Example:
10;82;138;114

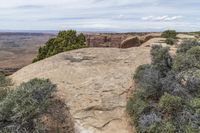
10;47;151;133
86;33;161;48
120;36;141;48
139;33;161;44
86;35;126;48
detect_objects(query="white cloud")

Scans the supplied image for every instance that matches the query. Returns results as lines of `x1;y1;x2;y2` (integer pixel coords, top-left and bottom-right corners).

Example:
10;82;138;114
0;0;199;31
142;15;183;21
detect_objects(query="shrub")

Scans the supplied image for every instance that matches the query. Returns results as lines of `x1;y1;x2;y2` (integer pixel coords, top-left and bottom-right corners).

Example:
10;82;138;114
139;112;161;128
133;64;151;81
33;30;86;62
160;71;190;98
177;40;200;54
165;38;177;45
127;40;200;132
0;73;11;87
134;65;163;99
127;94;149;120
137;120;176;133
174;109;200;132
161;30;177;39
150;45;172;76
190;98;200;115
176;69;200;96
159;93;183;113
183;125;200;133
173;46;200;72
187;46;200;69
190;98;200;108
161;122;176;133
0;88;8;102
145;122;176;133
0;78;56;132
0;74;11;102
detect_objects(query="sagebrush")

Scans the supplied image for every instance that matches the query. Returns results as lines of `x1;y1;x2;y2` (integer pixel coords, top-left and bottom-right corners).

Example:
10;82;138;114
127;40;200;133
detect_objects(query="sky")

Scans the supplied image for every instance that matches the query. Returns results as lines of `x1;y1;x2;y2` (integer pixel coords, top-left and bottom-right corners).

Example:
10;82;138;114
0;0;200;32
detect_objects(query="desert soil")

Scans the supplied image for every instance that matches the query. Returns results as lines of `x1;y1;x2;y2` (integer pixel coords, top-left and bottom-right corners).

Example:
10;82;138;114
0;33;54;73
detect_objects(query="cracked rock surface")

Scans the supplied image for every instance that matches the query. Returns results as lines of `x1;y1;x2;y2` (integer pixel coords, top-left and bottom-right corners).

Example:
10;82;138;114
11;47;151;133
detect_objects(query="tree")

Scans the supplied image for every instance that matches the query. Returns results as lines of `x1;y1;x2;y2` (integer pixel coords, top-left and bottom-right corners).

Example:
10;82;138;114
33;30;86;62
161;30;177;39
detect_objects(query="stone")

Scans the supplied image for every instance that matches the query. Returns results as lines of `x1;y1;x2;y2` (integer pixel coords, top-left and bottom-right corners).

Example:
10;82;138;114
120;36;141;48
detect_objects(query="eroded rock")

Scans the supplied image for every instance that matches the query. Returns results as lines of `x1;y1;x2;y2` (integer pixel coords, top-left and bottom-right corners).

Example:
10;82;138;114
120;36;141;48
86;33;161;48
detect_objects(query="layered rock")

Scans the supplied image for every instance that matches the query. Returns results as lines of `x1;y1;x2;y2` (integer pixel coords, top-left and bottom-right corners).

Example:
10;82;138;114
86;35;126;48
86;33;161;48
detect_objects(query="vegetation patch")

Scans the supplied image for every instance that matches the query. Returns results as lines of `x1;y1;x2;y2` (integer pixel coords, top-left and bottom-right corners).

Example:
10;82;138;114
33;30;86;62
127;40;200;133
161;30;177;39
0;75;74;133
162;30;178;45
165;38;177;45
0;73;12;87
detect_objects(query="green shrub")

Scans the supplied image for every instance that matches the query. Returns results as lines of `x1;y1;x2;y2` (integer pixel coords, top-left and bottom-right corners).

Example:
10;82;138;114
33;30;86;62
161;30;177;39
177;40;200;54
161;122;176;133
0;74;11;102
0;88;8;102
127;95;148;118
165;38;177;45
190;98;200;115
190;98;200;108
0;73;11;87
145;122;175;133
137;120;176;133
159;93;183;113
135;67;163;99
134;64;151;81
175;69;200;96
0;78;56;132
151;45;172;75
173;46;200;72
184;126;200;133
127;40;200;133
187;46;200;68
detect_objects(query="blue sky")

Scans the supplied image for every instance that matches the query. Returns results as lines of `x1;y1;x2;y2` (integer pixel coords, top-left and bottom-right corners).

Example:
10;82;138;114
0;0;200;32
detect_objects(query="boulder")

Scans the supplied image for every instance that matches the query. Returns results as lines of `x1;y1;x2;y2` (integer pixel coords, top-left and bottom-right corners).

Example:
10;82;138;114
120;36;141;48
139;33;161;43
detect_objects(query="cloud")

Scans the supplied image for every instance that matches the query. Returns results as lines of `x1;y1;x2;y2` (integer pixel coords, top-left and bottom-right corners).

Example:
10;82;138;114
142;15;183;21
16;5;44;9
0;0;199;31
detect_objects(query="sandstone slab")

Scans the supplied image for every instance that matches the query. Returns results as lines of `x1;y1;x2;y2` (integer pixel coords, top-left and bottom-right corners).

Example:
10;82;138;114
11;47;151;133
